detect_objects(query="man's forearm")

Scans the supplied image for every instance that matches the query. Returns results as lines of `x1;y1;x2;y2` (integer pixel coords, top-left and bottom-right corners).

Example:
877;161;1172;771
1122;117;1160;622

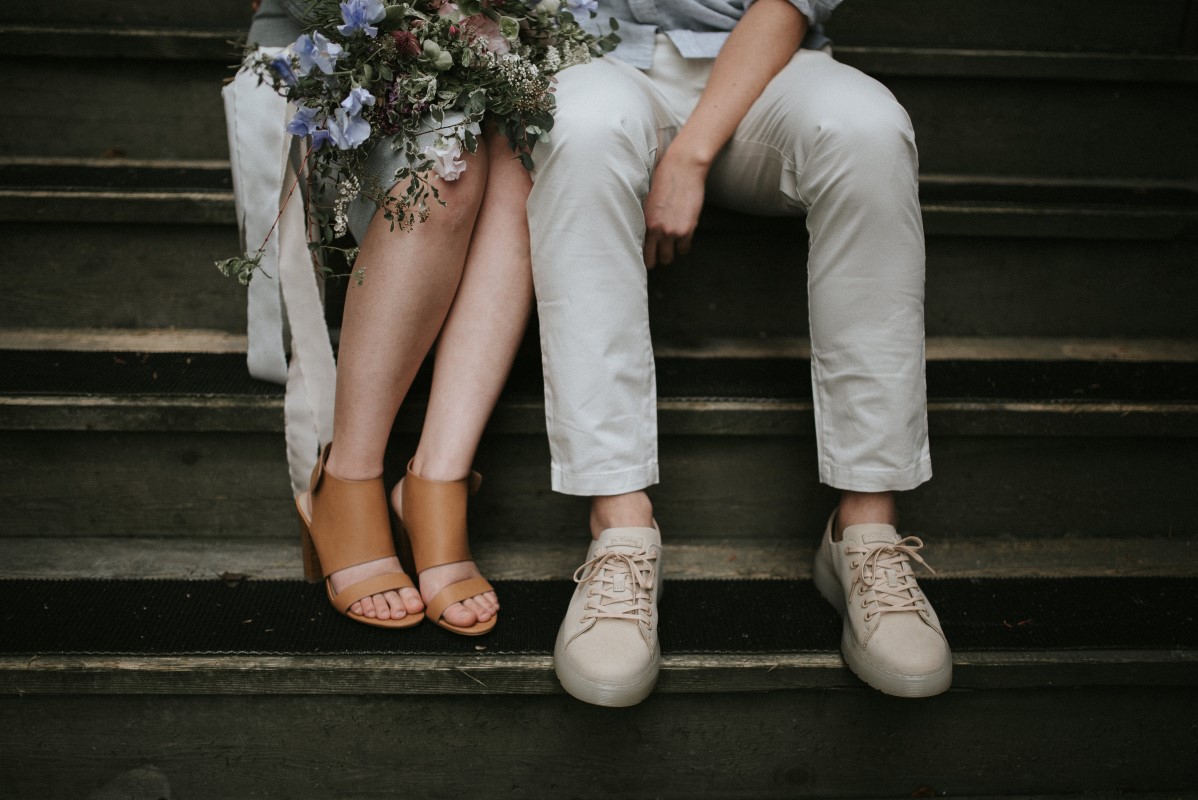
669;0;808;168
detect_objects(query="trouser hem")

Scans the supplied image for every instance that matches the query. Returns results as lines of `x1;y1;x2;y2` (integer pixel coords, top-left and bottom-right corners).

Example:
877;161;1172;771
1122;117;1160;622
552;462;660;497
820;458;932;493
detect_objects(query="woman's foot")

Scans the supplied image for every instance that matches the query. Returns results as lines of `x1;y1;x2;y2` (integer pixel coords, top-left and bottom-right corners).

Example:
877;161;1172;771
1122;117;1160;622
330;555;425;621
297;490;424;622
391;480;500;628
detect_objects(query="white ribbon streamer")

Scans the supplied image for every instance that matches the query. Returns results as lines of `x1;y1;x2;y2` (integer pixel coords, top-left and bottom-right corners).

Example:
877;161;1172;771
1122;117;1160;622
223;49;337;495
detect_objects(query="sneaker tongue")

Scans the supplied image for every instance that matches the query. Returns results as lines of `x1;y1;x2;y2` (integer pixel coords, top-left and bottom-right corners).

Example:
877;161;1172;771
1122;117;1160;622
596;526;659;555
841;523;900;547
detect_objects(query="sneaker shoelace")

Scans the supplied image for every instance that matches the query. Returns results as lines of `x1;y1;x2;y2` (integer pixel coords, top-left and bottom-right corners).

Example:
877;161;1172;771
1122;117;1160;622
846;537;935;623
573;549;657;627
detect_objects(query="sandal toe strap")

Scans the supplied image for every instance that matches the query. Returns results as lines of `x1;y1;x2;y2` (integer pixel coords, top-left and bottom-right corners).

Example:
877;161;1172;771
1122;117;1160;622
425;576;494;623
328;572;416;614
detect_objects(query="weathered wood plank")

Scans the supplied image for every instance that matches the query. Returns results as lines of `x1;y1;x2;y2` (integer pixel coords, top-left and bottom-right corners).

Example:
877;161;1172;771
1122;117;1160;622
8;26;1198;82
2;534;1195;581
829;0;1194;53
2;429;1196;538
6;60;1197;179
0;59;231;160
4;0;1190;53
1;685;1195;797
6;329;1196;362
2;651;1195;696
0;222;244;331
0;328;248;353
3;217;1196;337
0;0;251;28
836;47;1198;83
650;235;1198;339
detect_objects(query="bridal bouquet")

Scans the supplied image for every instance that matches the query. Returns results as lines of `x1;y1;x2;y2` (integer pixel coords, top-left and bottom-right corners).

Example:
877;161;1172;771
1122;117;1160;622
218;0;617;284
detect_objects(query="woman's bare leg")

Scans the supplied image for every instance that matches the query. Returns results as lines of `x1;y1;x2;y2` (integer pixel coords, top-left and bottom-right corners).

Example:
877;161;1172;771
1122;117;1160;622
391;133;534;627
318;150;489;621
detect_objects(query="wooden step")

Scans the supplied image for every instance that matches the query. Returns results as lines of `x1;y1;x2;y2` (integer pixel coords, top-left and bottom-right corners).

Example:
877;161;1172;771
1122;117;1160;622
0;571;1194;797
1;38;1194;178
3;161;1195;336
2;336;1195;540
5;0;1196;55
1;674;1193;798
8;25;1198;83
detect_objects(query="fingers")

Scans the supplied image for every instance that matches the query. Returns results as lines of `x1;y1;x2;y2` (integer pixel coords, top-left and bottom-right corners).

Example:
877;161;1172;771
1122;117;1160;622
643;230;685;269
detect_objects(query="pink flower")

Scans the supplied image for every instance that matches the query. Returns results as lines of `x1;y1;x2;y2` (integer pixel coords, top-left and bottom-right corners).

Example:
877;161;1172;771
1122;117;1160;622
461;13;510;54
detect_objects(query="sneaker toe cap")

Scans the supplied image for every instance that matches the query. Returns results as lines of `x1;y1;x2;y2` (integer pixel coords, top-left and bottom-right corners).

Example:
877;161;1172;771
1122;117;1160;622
561;622;655;686
868;620;951;677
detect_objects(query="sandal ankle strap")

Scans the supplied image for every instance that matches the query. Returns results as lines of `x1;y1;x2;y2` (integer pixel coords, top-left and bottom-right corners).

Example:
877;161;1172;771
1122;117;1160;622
309;444;396;576
402;458;481;572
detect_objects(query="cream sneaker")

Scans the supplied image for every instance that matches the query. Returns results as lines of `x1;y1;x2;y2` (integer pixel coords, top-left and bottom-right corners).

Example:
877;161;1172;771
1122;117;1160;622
813;513;952;697
553;525;662;707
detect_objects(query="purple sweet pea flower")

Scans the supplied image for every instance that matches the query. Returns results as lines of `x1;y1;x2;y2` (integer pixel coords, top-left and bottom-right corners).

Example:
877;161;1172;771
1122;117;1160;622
293;32;343;76
337;0;387;37
328;107;372;150
269;53;298;87
565;0;598;13
340;87;376;117
286;106;334;150
286;106;324;137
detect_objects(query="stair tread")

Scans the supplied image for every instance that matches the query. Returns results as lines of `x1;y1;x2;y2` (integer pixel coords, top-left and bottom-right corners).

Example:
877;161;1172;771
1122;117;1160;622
6;25;1198;83
4;161;1194;238
2;346;1195;403
7;159;1197;204
3;535;1195;581
1;576;1193;694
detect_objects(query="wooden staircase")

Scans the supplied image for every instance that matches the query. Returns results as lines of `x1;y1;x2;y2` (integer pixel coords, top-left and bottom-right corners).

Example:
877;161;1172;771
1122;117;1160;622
2;0;1197;796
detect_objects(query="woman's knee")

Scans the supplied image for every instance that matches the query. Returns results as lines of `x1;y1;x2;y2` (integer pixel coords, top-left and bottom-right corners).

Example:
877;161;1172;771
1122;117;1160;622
419;148;489;231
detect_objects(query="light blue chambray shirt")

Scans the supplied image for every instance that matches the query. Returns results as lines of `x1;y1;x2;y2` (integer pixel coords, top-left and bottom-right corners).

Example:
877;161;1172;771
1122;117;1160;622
580;0;843;69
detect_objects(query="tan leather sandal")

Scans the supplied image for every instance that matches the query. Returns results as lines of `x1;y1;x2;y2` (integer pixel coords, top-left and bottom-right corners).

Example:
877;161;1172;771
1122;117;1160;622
399;459;497;636
296;444;424;629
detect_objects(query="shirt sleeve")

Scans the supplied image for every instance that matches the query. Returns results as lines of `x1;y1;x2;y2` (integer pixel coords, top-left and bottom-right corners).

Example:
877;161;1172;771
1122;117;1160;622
744;0;842;26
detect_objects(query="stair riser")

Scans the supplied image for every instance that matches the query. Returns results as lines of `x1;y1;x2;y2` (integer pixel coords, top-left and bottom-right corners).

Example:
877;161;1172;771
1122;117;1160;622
651;235;1198;340
2;0;1189;53
2;688;1194;799
7;222;1196;337
2;223;244;332
4;430;1195;539
5;60;1195;180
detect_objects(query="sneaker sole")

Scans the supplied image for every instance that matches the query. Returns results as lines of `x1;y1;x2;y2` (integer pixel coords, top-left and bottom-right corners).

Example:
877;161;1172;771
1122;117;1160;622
553;629;660;708
813;546;953;698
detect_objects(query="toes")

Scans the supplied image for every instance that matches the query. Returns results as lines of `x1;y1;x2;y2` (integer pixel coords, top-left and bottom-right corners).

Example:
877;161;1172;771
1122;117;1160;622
351;600;365;616
483;591;500;614
358;594;378;619
463;596;490;622
383;590;406;619
442;601;478;628
400;587;424;615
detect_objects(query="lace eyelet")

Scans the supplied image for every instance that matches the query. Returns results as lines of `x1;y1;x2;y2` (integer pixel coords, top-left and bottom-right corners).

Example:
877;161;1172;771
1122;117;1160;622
859;599;868;608
855;585;864;595
849;561;860;569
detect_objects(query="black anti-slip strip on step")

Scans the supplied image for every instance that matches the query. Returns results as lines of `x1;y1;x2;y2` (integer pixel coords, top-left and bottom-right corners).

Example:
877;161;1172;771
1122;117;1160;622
3;350;1197;403
0;578;1193;657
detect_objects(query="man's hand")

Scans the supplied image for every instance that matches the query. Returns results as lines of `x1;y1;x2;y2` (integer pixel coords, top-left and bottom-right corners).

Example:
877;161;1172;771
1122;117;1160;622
639;0;807;269
643;147;709;269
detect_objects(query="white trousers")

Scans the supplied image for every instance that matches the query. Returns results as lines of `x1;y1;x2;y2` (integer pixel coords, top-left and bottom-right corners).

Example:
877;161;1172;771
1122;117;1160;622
528;38;932;495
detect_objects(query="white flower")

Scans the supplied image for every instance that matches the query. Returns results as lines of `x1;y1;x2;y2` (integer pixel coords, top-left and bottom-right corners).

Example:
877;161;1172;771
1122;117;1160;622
421;137;467;181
